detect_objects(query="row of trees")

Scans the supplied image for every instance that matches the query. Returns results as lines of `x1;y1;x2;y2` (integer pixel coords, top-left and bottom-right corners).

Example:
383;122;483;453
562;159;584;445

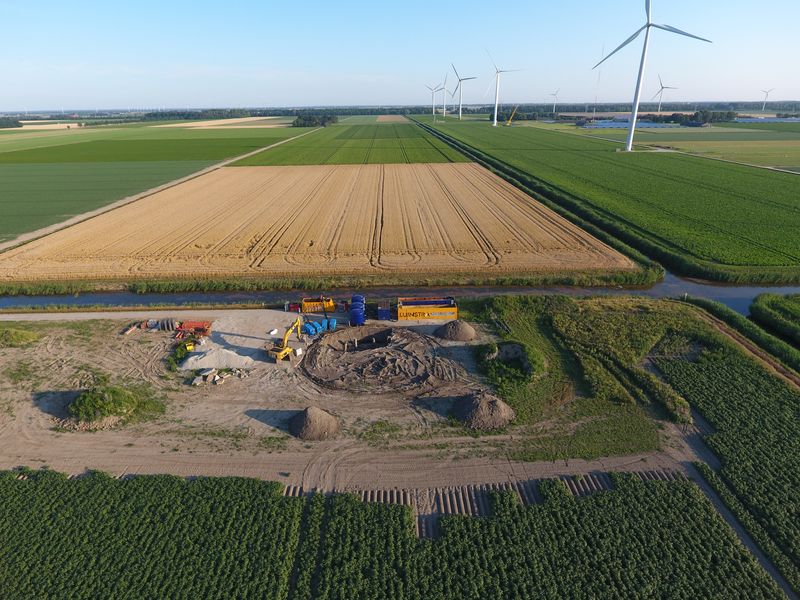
292;115;338;127
0;117;22;128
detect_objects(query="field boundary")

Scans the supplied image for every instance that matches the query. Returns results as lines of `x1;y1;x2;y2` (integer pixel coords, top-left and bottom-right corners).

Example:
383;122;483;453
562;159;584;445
414;118;800;284
0;127;322;255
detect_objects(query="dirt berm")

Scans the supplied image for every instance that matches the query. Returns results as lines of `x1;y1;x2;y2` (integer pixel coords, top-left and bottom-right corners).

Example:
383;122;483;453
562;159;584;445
289;407;340;441
454;390;515;430
301;326;466;394
435;320;476;342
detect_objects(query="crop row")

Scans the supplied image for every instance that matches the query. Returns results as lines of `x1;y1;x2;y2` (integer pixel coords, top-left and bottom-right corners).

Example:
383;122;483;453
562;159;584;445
750;293;800;347
0;470;781;599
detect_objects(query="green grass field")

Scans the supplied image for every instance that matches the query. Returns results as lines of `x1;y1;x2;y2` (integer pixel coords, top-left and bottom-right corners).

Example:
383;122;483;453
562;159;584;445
530;121;800;171
0;124;309;243
0;469;781;599
235;123;467;166
421;117;800;282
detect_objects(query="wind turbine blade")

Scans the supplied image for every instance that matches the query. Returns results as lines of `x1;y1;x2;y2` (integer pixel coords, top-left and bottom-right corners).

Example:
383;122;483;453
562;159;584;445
485;49;499;72
645;0;651;18
653;24;712;43
499;69;522;73
651;90;662;100
452;63;461;81
451;81;460;97
593;25;646;69
658;74;664;88
483;77;495;99
463;76;478;81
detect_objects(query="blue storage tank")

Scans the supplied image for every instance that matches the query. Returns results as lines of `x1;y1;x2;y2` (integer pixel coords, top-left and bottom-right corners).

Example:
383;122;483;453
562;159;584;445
351;294;366;305
350;306;366;326
329;318;337;331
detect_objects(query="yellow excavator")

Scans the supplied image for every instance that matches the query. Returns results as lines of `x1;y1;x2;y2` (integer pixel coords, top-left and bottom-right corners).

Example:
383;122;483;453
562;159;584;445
268;316;304;361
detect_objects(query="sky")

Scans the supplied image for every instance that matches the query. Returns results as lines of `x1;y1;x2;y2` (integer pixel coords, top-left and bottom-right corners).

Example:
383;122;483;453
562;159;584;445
2;0;799;110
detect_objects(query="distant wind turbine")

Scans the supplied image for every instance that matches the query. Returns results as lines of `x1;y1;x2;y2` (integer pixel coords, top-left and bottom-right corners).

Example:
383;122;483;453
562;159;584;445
425;83;443;122
594;0;711;151
486;50;520;127
761;88;774;112
652;75;678;113
550;90;560;116
451;63;477;121
440;73;448;119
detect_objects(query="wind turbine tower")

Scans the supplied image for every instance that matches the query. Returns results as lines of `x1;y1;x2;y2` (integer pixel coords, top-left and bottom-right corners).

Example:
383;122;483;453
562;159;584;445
652;75;677;113
761;89;774;112
451;64;477;120
550;90;560;116
594;0;711;151
487;51;520;127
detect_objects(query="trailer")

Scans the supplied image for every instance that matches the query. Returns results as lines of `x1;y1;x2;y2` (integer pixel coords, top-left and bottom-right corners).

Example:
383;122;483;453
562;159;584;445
301;296;335;314
396;297;458;321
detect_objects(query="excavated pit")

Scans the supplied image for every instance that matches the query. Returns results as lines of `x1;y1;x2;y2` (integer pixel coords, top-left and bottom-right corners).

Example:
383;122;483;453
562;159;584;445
301;325;465;394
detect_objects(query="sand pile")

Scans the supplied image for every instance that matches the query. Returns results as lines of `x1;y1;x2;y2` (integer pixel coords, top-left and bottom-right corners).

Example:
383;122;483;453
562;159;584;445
180;348;256;370
289;407;340;441
454;390;515;430
435;320;476;342
302;326;464;394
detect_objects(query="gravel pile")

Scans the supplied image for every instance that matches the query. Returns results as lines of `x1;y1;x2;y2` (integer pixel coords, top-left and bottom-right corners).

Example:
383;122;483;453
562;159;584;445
435;320;476;342
454;390;515;430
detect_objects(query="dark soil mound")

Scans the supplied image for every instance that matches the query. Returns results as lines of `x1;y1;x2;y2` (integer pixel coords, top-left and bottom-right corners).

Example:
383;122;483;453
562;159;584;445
435;320;476;342
289;406;340;441
454;390;515;430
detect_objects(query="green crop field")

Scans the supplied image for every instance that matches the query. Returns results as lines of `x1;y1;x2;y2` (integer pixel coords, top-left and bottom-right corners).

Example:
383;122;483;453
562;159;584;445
750;293;800;346
530;121;800;171
0;124;309;243
235;123;467;166
0;469;781;599
477;295;800;588
421;117;800;282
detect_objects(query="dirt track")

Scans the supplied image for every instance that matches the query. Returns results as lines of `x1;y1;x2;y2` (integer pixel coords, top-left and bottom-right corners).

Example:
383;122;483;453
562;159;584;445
0;163;634;281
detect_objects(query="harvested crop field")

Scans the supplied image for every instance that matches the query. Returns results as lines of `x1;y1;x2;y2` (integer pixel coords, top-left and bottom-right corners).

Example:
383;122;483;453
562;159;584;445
376;115;409;123
0;162;634;282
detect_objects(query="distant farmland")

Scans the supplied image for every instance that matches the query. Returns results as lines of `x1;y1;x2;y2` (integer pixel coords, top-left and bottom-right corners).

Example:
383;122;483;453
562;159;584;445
424;118;800;282
235;123;466;166
0;125;311;244
0;163;634;284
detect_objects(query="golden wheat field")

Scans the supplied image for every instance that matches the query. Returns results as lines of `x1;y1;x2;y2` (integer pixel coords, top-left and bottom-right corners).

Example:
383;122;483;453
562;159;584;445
0;163;634;281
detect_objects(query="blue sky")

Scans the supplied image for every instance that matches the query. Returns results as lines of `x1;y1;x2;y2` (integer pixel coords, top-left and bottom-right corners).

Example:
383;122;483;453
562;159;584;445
2;0;798;110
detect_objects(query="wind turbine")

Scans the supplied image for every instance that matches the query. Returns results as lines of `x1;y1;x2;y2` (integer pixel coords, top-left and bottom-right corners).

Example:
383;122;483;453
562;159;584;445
425;83;442;122
594;0;711;151
440;73;448;120
761;88;774;112
652;75;677;113
451;63;477;120
487;51;520;127
550;89;560;116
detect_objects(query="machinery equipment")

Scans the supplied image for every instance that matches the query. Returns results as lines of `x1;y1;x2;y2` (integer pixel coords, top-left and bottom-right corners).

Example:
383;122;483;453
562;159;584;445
301;296;335;314
268;316;305;362
506;105;520;126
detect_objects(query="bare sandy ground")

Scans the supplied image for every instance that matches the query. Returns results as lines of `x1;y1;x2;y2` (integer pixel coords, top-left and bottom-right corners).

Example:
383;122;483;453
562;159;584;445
17;122;81;131
0;310;685;492
376;115;409;123
153;117;288;129
0;163;634;281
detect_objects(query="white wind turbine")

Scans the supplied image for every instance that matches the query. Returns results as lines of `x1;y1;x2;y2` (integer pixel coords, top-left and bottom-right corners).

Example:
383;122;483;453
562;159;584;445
486;51;520;127
451;63;477;120
594;0;711;151
425;83;443;122
652;75;677;113
761;88;774;112
440;73;449;119
550;89;560;116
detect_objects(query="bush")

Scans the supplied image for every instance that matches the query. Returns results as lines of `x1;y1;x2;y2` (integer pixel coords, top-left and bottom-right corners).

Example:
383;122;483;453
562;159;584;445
69;385;164;423
0;327;39;348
